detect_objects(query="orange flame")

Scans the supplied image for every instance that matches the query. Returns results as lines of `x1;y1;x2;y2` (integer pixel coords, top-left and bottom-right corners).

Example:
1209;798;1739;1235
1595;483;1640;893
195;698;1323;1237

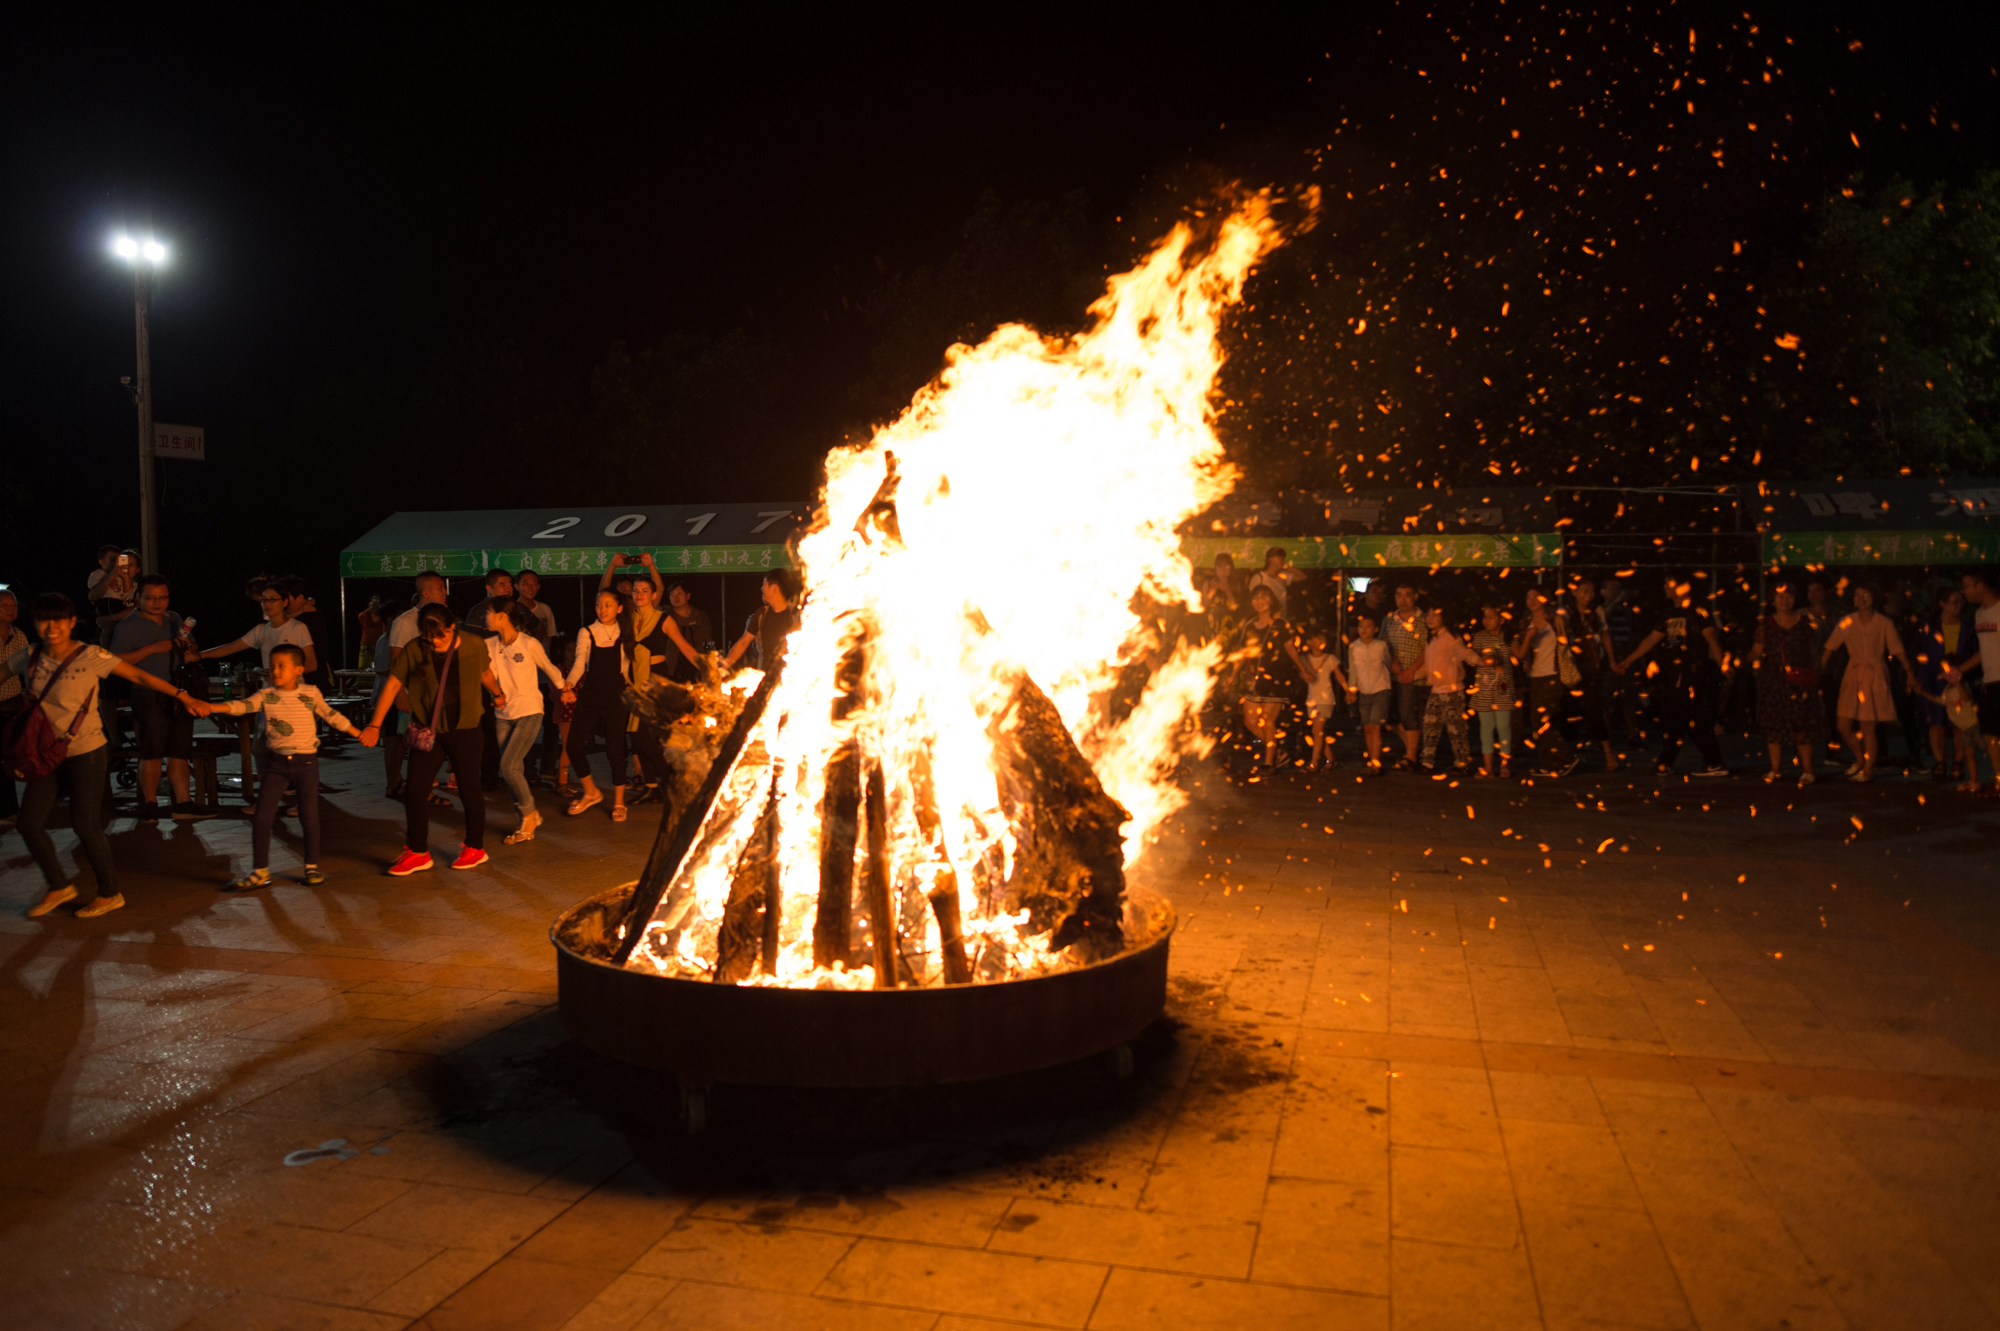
630;190;1303;987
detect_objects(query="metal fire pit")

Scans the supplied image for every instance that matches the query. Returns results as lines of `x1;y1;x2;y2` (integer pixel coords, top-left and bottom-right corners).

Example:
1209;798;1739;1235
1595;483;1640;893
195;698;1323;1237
551;885;1173;1130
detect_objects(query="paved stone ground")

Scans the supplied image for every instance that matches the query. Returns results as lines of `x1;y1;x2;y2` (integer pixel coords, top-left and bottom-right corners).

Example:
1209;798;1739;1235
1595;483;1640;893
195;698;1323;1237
2;739;1997;1330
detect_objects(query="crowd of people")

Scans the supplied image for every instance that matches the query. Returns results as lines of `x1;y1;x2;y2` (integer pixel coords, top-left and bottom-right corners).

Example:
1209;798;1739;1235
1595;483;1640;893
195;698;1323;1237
0;547;799;917
1193;548;2000;794
5;535;1997;920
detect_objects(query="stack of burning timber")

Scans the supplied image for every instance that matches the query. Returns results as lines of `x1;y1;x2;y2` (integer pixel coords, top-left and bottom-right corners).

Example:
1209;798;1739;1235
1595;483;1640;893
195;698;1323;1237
562;190;1301;994
603;459;1133;992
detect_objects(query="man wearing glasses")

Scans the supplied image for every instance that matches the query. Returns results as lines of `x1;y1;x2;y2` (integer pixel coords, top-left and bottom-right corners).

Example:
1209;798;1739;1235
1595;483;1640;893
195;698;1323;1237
189;585;317;683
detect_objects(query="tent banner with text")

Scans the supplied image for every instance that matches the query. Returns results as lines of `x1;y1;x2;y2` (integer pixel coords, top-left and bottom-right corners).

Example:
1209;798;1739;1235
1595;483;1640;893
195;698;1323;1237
339;544;794;579
1182;533;1562;570
1760;529;2000;566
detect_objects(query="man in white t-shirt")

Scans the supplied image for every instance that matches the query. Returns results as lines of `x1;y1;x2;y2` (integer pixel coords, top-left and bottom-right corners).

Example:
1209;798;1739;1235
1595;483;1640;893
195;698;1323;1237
389;572;451;654
1954;570;2000;792
189;584;316;680
1246;546;1308;618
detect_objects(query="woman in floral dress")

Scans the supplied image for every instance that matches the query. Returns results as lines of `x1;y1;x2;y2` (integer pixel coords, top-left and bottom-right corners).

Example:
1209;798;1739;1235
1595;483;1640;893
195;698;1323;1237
1750;583;1827;786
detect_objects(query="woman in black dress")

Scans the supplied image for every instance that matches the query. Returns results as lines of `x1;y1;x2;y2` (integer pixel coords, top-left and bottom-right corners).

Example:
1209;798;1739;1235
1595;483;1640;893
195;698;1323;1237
1230;586;1310;772
1751;583;1827;786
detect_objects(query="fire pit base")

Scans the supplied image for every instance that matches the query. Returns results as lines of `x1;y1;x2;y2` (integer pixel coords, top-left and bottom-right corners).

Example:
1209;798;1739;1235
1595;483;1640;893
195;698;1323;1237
550;886;1173;1096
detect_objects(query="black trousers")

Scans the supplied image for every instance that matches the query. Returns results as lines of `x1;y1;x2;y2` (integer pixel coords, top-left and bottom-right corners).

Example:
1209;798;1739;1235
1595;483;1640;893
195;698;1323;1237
566;694;629;789
404;727;485;851
1658;674;1724;770
19;746;115;900
1523;675;1573;769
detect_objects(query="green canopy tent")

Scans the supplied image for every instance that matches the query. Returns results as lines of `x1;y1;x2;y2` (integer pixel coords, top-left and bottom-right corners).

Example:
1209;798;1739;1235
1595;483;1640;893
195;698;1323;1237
1182;488;1562;646
337;502;808;667
1758;478;2000;568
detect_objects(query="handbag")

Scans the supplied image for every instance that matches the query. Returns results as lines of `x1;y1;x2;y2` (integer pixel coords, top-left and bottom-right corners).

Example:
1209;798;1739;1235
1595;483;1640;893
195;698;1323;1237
3;645;95;780
1556;631;1582;688
405;640;458;753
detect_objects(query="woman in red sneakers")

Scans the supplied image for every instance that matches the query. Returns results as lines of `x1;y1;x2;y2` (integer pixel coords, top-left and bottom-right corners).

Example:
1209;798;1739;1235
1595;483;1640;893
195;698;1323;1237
360;605;505;875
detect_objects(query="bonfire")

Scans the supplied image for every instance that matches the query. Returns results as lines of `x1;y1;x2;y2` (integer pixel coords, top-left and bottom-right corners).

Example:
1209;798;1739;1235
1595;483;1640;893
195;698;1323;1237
611;190;1309;990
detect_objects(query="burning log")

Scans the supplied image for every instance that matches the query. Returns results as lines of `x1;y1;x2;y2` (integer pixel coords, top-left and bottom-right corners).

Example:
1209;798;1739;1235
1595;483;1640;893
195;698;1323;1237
990;667;1130;961
862;759;899;988
929;880;973;985
813;744;860;970
715;800;775;983
613;665;781;965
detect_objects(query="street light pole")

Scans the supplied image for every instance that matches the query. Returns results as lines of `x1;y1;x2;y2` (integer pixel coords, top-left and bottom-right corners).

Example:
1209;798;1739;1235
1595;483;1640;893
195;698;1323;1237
113;233;167;574
133;262;158;575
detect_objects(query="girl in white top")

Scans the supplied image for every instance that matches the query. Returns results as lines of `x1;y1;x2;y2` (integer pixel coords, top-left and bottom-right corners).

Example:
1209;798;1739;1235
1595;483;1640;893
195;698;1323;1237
1301;630;1343;771
486;598;570;841
2;591;206;918
1343;615;1394;770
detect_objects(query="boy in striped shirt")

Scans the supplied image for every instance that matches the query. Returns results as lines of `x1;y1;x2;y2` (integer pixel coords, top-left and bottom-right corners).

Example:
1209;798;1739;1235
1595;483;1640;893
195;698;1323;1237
211;644;361;889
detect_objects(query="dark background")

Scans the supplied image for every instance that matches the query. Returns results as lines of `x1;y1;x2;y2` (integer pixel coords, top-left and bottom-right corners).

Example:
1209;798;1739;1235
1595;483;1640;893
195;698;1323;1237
4;3;1996;656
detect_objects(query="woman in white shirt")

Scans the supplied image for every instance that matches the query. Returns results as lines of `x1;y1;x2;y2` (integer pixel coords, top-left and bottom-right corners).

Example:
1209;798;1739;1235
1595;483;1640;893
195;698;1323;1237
486;598;571;842
1;592;206;918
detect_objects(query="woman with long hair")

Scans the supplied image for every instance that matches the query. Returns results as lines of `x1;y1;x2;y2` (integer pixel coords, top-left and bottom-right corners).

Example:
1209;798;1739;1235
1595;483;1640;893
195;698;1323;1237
564;589;632;821
1750;583;1827;786
484;597;567;842
1822;584;1912;783
360;604;505;874
1;592;208;916
1230;585;1309;772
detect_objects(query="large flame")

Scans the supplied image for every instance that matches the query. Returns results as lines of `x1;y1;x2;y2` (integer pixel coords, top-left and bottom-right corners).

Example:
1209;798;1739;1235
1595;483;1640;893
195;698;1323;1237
629;191;1299;987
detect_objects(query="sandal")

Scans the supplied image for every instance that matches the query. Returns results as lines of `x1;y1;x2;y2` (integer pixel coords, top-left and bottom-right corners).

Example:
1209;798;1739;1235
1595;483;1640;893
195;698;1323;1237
504;812;541;845
611;804;629;822
426;791;452;808
567;791;603;817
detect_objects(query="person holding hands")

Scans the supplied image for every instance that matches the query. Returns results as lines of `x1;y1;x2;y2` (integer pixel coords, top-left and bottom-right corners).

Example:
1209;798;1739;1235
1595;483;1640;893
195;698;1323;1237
207;644;361;889
358;605;506;874
2;593;208;918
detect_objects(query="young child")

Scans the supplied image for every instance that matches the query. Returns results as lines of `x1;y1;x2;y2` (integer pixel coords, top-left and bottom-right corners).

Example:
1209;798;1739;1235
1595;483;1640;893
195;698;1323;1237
1468;603;1518;778
1419;607;1481;771
213;644;361;889
1343;613;1394;770
1302;630;1344;771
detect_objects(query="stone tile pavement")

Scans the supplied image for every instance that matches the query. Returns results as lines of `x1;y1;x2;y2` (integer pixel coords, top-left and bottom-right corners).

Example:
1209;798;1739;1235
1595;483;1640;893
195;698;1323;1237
2;746;1997;1329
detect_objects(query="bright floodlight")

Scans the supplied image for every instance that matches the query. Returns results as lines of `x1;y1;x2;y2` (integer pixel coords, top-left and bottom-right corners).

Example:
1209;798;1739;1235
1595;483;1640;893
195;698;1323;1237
113;235;139;259
142;240;166;263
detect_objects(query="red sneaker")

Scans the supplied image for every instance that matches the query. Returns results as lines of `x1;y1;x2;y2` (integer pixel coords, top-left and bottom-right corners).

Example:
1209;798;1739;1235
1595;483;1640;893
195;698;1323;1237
452;846;490;871
387;849;433;876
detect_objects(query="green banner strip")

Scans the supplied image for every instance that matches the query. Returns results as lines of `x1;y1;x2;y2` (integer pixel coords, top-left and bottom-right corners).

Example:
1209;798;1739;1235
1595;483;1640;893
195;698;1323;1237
1182;533;1562;570
1761;530;2000;566
341;544;795;579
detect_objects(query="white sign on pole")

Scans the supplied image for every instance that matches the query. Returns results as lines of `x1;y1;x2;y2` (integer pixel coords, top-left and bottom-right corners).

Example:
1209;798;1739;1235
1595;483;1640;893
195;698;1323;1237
153;423;204;460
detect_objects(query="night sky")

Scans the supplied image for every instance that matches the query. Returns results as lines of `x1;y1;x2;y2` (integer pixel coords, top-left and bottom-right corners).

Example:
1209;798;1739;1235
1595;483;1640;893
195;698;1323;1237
3;4;1994;634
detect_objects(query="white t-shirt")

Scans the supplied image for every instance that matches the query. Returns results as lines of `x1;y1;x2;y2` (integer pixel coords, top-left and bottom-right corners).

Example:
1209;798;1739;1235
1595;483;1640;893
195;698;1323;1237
219;684;358;755
1348;637;1392;695
1305;652;1338;707
244;619;314;673
1977;600;2000;681
1527;626;1559;678
4;644;121;757
488;634;565;720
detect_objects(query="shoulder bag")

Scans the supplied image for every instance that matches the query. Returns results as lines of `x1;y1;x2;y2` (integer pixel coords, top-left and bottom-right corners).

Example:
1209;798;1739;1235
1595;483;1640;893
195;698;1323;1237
3;645;96;780
406;640;458;752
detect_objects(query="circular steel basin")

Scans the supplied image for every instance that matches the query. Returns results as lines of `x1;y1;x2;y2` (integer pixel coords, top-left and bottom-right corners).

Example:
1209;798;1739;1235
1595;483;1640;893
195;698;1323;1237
551;886;1173;1087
